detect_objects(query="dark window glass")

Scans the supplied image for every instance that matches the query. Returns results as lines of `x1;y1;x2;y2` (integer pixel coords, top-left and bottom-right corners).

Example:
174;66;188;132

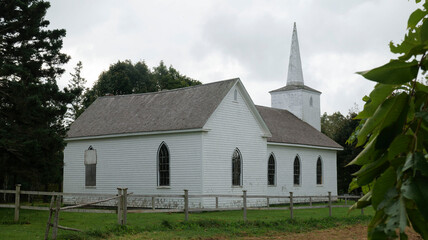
317;157;322;185
293;156;300;186
268;154;275;185
158;143;170;186
85;164;96;186
232;149;242;186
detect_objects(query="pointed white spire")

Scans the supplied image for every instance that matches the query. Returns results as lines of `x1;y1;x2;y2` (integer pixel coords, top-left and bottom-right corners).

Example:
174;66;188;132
287;22;304;86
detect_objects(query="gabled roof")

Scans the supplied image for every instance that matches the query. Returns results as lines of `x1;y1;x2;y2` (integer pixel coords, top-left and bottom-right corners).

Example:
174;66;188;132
67;79;238;139
256;105;342;149
270;84;321;94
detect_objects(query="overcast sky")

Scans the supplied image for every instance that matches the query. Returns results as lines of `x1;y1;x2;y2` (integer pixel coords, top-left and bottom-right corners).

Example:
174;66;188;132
46;0;418;114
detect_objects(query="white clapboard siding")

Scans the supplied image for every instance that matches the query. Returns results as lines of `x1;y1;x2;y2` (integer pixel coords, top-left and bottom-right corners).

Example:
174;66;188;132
202;84;268;207
266;145;337;203
64;132;203;207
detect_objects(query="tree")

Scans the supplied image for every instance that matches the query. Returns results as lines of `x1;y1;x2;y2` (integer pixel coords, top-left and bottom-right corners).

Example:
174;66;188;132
83;60;201;108
348;1;428;238
0;0;72;191
321;112;363;195
66;61;87;123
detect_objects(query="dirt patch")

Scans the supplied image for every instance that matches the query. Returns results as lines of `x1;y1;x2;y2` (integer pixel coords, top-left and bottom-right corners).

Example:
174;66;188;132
244;224;422;240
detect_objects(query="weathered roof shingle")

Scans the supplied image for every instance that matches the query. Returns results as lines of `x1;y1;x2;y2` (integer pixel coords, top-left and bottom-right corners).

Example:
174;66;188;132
67;79;238;138
256;105;342;149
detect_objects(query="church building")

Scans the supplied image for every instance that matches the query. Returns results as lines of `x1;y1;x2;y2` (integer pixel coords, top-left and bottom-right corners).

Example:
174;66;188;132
63;24;341;208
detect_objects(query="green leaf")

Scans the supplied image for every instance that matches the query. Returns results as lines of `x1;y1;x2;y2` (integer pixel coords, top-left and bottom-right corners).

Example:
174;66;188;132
401;176;428;221
368;210;387;240
372;167;396;210
414;152;428;177
355;154;389;186
356;84;397;120
421;18;428;43
358;60;418;84
416;111;428;125
407;208;428;239
357;93;408;146
408;9;426;29
350;191;372;211
387;135;413;160
348;137;378;166
348;177;360;192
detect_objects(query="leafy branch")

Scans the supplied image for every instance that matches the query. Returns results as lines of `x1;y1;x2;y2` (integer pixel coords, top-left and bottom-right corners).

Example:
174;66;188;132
348;1;428;239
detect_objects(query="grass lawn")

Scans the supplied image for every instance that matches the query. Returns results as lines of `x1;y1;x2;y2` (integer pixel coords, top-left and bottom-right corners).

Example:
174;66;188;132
0;206;373;239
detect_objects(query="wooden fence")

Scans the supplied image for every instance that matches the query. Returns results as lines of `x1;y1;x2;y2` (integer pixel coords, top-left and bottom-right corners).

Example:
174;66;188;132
1;185;363;225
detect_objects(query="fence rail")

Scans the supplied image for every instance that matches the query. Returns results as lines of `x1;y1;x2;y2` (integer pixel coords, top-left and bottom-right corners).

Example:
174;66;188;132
1;184;363;224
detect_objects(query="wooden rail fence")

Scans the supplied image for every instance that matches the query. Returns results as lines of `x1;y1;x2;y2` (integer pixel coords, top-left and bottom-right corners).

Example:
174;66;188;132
1;184;363;237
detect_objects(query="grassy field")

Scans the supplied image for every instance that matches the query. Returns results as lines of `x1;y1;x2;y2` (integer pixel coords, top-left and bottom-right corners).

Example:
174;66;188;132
0;206;373;239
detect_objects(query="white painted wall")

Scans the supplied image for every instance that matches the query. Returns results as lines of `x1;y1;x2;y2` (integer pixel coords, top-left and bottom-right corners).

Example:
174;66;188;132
266;144;337;203
202;84;268;207
63;132;203;208
302;91;321;131
270;89;321;131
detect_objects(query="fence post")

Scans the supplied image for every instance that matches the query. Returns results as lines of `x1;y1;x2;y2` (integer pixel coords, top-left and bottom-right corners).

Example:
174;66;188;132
152;196;155;210
309;196;312;207
122;188;128;225
360;192;364;215
52;195;61;240
345;196;348;205
243;190;247;222
117;188;123;225
267;197;270;208
184;189;189;221
44;196;55;240
14;184;21;222
289;192;293;220
215;197;218;209
328;192;332;217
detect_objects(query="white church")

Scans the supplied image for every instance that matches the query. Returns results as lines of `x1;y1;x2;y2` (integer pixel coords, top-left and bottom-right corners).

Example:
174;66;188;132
63;24;342;208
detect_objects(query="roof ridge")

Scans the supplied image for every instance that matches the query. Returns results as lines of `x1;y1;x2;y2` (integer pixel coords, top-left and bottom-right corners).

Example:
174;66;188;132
99;78;240;99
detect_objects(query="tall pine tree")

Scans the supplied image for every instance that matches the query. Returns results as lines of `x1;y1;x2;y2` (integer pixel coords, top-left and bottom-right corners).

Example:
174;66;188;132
0;0;72;191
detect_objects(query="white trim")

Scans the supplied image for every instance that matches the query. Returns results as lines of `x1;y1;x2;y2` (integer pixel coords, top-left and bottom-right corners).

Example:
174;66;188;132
267;142;342;151
234;80;272;138
65;128;209;142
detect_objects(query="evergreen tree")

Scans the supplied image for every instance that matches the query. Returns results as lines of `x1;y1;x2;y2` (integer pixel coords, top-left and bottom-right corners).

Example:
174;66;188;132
66;61;87;123
0;0;72;190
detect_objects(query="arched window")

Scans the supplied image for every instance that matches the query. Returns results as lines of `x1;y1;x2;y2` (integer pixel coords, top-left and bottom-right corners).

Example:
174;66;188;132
293;156;301;186
316;157;322;185
158;142;170;186
234;89;238;101
232;149;242;186
268;154;275;186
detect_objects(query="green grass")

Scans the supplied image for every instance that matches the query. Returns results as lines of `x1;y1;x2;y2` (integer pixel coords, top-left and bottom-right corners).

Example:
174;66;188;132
0;206;373;239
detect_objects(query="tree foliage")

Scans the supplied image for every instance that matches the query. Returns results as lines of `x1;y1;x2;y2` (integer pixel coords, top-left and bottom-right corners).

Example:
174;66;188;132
83;60;201;108
348;1;428;238
65;61;87;124
0;0;72;191
321;112;363;195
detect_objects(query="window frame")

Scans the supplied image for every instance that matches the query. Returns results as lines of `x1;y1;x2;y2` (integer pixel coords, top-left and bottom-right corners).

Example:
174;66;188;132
293;155;301;186
157;142;170;187
232;148;243;187
84;147;97;187
316;156;323;185
267;153;276;186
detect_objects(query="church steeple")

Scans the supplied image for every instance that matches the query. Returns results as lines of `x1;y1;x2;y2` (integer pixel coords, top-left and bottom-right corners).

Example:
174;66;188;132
270;22;321;131
286;22;304;86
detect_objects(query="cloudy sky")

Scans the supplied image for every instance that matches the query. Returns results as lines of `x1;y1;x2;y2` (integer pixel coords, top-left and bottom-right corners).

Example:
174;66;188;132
46;0;419;114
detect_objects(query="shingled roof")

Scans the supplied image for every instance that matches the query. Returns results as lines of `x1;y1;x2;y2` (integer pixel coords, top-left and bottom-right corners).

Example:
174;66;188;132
67;79;238;138
256;105;342;149
270;84;321;94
